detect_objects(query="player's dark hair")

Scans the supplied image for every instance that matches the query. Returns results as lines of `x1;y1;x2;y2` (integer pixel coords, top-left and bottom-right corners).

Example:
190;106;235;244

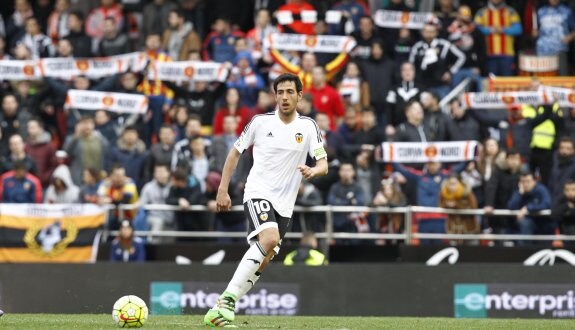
273;73;303;94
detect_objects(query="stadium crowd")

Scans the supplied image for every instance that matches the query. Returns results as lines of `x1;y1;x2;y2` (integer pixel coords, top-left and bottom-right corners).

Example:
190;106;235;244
0;0;574;251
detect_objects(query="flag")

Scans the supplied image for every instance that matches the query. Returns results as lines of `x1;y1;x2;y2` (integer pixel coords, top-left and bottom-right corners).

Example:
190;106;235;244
461;90;553;109
381;141;478;163
263;33;356;53
0;204;106;263
38;57;120;80
148;61;229;83
373;10;434;29
65;90;148;114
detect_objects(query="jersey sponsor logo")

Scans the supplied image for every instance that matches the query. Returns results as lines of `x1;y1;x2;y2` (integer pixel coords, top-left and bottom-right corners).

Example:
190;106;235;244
267;132;274;138
295;133;303;143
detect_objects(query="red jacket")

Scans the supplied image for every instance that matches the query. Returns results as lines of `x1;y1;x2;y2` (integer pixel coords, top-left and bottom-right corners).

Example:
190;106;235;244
309;84;345;130
213;107;253;136
277;2;316;35
25;133;57;188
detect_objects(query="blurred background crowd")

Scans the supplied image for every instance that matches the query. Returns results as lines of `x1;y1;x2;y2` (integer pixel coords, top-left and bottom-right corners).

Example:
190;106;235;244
0;0;574;251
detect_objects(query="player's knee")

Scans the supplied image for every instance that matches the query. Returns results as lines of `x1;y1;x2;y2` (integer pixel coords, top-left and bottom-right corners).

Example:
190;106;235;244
259;232;280;253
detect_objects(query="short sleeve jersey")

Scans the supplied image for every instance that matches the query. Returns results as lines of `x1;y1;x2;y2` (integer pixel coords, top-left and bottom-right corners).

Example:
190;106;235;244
234;111;327;218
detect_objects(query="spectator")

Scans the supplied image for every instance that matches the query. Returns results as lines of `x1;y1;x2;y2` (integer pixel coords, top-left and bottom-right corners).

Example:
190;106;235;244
351;15;382;62
381;0;415;59
79;167;102;203
139;164;174;242
85;0;124;49
110;220;146;262
66;11;92;58
361;41;395;127
296;92;317;118
276;0;316;35
6;0;34;49
551;180;575;246
163;79;226;126
227;51;266;108
137;33;174;139
94;110;117;144
393;100;431;142
477;137;506;185
564;107;575;141
0;160;42;203
294;179;325;233
421;91;452;142
354;149;379;203
310;66;345;131
173;135;210;192
1;134;37;174
270;51;349;91
163;9;201;61
484;149;523;238
55;38;74;58
447;98;483;141
25;118;57;188
171;115;204;168
146;124;176;179
549;137;575;205
16;16;54;59
337;61;370;113
337;107;360;145
328;0;369;35
447;5;486;91
507;170;553;246
349;109;386;156
246;9;281;61
169;104;190;141
97;17;129;57
327;163;367;236
47;0;70;43
98;164;139;229
372;178;407;245
439;173;479;245
434;0;458;37
212;115;239;172
252;88;276;115
409;23;466;99
213;88;253;136
44;164;80;204
393;161;467;244
534;0;575;76
202;17;245;63
107;126;148;188
0;36;10;60
33;0;53;33
166;167;206;235
385;61;421;130
141;0;178;47
474;0;522;76
283;231;327;266
64;116;110;185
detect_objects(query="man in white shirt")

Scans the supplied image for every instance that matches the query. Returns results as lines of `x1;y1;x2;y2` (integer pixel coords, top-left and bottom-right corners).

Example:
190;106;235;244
204;73;328;327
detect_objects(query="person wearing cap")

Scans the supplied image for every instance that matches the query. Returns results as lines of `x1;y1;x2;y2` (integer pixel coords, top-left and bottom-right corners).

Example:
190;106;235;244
110;220;146;262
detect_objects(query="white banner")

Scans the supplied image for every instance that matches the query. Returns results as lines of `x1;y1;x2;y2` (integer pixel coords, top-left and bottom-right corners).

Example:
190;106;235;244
112;52;148;73
65;90;148;114
461;91;553;109
381;141;478;163
544;86;575;108
148;61;229;82
263;33;357;53
374;10;435;29
39;57;120;79
0;60;40;80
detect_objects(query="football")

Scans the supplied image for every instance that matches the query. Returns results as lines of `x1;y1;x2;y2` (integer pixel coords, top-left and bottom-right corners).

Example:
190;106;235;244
112;295;148;328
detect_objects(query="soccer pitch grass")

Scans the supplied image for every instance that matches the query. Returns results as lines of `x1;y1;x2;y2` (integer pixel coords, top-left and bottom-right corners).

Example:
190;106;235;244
1;314;575;329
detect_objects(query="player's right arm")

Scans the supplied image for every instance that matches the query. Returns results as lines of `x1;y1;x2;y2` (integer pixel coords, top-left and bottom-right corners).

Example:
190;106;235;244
217;116;258;211
216;148;241;212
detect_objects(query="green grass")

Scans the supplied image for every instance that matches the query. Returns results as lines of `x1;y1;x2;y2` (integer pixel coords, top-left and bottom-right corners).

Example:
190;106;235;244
1;314;574;329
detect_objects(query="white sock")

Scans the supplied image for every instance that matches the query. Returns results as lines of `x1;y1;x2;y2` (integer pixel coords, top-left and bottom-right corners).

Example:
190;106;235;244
224;242;267;297
237;271;261;299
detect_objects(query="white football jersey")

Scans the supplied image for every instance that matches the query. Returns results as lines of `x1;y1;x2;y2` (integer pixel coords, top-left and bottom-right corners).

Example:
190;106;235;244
234;111;327;218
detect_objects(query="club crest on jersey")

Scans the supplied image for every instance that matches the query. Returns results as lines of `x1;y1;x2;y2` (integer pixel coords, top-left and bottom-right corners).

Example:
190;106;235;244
260;212;268;221
295;133;303;143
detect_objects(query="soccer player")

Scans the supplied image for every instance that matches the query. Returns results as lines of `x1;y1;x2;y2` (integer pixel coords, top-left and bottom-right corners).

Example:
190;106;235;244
204;73;328;327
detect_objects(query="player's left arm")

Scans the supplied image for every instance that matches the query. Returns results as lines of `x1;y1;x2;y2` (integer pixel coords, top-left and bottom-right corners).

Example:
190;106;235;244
299;120;329;179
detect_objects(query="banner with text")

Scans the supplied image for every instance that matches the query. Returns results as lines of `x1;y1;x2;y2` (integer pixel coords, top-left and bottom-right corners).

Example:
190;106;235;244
65;90;148;114
148;61;229;82
461;91;553;109
0;204;105;263
488;77;575;92
381;141;478;163
374;10;435;29
263;33;356;53
0;60;40;80
150;281;299;316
